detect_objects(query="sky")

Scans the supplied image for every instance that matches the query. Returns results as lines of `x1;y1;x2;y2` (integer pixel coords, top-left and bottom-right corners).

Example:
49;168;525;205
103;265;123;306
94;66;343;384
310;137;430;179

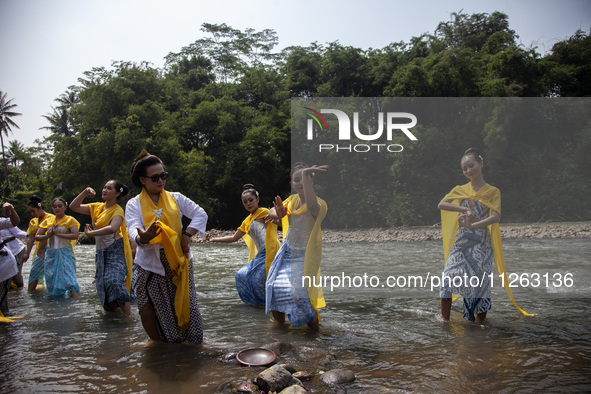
1;0;589;148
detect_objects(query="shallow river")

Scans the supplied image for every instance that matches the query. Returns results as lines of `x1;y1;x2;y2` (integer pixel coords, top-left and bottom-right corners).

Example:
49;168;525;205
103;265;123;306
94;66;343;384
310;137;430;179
1;238;590;392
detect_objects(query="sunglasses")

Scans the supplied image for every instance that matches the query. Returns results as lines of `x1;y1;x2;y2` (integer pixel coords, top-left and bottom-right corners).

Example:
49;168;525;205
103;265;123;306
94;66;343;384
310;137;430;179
145;172;168;182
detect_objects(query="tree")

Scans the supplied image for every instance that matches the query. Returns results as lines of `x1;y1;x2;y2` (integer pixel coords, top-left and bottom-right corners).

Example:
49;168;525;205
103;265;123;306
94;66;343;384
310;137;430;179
0;91;22;196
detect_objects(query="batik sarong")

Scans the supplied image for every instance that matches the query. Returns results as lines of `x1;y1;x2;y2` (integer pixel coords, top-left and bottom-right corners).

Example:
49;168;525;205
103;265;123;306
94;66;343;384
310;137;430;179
235;246;267;306
95;238;130;310
45;245;80;297
136;250;203;343
440;200;492;321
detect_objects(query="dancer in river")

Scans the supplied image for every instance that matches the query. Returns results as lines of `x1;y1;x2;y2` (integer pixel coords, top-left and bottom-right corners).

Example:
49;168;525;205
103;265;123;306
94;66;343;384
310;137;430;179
126;151;207;343
1;220;27;288
265;163;328;331
0;202;21;321
70;181;133;316
207;184;280;306
35;198;80;298
438;147;533;322
24;195;54;292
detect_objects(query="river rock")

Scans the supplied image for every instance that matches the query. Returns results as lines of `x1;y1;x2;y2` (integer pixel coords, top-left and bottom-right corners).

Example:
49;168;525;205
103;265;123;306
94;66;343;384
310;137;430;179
292;370;314;380
318;354;337;368
320;369;356;385
221;352;237;363
253;364;303;393
232;380;260;393
279;385;308;394
279;363;298;373
263;341;297;356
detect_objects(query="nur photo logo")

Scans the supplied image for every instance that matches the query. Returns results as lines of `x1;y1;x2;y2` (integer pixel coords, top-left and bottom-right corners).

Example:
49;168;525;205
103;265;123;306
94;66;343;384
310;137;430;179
304;107;418;153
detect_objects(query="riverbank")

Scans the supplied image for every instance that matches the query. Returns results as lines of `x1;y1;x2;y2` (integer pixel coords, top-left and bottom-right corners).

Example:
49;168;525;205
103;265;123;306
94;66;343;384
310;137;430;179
202;221;591;244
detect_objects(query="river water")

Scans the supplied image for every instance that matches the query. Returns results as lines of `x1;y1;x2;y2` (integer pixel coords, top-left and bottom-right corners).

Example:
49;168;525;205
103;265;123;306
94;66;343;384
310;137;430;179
1;238;590;393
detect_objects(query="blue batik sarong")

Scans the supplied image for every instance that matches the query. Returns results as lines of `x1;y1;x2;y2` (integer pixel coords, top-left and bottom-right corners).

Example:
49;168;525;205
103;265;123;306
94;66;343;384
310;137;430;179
235;246;267;306
266;242;317;328
95;238;130;310
28;246;47;284
45;245;80;297
440;200;493;321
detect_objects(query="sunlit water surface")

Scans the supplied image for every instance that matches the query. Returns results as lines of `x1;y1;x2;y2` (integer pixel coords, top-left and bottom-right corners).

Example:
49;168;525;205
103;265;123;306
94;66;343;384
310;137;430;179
1;239;590;392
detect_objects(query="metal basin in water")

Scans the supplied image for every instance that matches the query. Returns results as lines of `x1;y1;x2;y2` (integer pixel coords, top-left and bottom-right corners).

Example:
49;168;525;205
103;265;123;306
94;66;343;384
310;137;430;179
236;348;277;366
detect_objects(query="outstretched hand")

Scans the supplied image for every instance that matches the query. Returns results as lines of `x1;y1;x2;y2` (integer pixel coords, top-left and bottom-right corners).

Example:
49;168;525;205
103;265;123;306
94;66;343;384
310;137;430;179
273;195;286;219
137;221;161;244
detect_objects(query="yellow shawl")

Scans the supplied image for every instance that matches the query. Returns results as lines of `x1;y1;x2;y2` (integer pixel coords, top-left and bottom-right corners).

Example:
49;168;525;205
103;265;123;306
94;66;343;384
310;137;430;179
237;207;280;276
282;194;328;315
88;202;133;292
27;213;55;256
39;215;80;252
441;182;534;316
139;188;191;331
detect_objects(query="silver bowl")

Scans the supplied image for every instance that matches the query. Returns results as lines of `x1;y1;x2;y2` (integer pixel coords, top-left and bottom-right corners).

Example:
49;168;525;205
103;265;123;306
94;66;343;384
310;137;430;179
236;348;277;366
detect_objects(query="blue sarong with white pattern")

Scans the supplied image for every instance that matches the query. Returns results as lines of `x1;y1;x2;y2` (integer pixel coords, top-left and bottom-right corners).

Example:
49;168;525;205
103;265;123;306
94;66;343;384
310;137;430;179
95;238;130;310
28;246;47;284
266;242;317;328
440;200;493;321
235;246;267;306
45;245;80;296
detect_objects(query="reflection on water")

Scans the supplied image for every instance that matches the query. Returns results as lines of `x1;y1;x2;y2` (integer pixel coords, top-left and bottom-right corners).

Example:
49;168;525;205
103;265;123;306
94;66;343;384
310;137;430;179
1;239;590;392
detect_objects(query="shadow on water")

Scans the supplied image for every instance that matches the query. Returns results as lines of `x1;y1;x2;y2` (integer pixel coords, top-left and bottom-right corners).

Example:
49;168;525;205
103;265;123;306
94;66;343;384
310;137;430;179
1;239;591;392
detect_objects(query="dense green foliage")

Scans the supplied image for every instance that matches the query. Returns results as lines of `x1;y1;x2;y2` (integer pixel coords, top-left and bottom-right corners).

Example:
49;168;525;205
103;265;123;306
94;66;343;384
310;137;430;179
3;12;591;229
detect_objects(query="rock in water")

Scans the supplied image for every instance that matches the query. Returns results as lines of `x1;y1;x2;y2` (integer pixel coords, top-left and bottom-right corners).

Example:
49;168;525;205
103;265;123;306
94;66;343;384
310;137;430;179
279;385;309;394
320;368;356;385
254;364;303;393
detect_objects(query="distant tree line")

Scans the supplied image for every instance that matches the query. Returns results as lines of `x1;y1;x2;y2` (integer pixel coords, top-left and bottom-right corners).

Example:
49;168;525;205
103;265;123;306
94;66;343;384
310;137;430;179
2;12;590;229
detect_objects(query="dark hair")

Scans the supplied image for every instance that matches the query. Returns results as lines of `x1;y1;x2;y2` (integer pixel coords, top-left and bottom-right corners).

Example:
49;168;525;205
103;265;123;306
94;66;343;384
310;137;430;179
130;153;165;188
463;147;483;163
242;183;259;198
27;195;44;209
109;180;129;199
51;197;68;207
290;162;308;178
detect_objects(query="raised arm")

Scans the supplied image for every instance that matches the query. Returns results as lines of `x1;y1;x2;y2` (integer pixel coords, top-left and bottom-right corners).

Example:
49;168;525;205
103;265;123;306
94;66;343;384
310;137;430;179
69;187;95;215
301;165;327;218
2;203;20;227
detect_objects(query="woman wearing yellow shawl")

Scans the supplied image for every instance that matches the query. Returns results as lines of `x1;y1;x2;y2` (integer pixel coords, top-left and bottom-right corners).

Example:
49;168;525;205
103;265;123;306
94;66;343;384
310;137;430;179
126;152;207;344
35;198;80;298
70;181;133;316
438;148;531;323
24;195;54;292
208;184;280;306
265;163;328;331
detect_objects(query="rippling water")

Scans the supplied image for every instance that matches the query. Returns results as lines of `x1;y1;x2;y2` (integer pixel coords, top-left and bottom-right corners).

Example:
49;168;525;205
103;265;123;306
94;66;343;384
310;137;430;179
1;239;590;392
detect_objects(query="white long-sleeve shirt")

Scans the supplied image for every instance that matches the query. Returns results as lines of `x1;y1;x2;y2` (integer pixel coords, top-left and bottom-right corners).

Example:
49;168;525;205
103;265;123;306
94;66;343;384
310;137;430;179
0;218;18;282
125;192;207;276
0;226;27;256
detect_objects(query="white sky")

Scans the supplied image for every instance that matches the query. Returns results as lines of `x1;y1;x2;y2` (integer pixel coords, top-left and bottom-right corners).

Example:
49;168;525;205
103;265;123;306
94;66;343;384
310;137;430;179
1;0;589;148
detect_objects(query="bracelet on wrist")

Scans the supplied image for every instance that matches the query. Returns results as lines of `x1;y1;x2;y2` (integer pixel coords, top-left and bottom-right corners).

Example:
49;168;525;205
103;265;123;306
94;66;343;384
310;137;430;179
182;230;193;238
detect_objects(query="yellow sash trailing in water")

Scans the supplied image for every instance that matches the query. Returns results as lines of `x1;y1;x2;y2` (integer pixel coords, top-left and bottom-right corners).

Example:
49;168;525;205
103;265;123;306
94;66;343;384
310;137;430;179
27;213;55;256
0;310;25;323
441;182;535;316
281;194;328;315
238;208;280;276
89;202;134;293
139;189;191;331
39;215;80;252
